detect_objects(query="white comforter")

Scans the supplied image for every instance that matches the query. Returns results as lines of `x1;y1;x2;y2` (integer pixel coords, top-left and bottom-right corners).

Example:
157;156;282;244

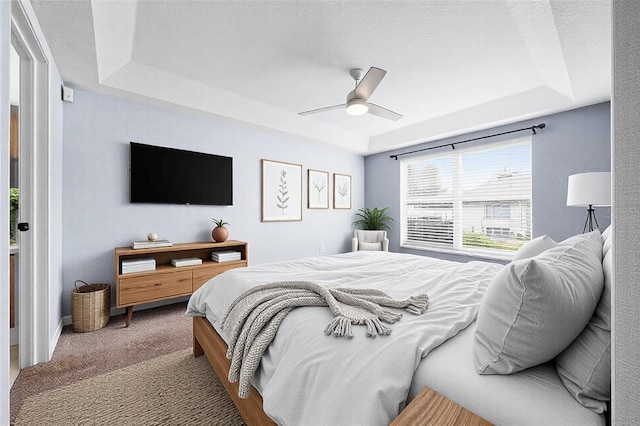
187;251;503;426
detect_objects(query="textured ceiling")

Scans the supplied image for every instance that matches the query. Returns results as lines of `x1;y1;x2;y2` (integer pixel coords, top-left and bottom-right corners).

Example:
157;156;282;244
31;0;611;154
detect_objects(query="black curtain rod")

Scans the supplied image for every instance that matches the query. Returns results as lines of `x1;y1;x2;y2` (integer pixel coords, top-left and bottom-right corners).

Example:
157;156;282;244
389;123;546;160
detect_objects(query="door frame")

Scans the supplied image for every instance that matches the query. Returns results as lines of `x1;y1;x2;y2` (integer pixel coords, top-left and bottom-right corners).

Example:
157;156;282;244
11;0;51;367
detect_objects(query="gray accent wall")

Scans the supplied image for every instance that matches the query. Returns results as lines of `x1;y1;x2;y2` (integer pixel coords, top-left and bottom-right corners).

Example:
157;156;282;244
612;0;640;423
364;102;611;262
62;89;364;316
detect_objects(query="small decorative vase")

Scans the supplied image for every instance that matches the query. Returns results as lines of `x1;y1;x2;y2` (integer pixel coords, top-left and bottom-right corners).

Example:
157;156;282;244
212;226;229;243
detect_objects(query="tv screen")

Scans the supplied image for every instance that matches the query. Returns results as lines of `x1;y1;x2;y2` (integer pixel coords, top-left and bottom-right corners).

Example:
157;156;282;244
130;142;233;206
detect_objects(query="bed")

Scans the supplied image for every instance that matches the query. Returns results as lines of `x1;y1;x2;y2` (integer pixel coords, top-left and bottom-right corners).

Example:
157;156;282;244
187;228;611;425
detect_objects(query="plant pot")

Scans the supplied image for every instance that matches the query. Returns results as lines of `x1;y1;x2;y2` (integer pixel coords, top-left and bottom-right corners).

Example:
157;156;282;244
212;226;229;242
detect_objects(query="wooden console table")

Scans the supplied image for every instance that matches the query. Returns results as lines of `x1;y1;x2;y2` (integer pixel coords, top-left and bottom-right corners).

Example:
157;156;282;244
114;240;248;326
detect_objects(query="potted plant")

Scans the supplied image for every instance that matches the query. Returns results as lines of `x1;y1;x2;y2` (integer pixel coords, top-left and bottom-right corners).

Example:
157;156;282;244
211;218;230;242
353;207;394;230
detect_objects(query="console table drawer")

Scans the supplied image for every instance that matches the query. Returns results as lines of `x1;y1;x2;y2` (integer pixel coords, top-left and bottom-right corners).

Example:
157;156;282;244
119;270;192;306
193;262;247;291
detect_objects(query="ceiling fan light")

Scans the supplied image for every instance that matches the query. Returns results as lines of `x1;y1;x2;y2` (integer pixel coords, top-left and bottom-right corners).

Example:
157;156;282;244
346;98;368;116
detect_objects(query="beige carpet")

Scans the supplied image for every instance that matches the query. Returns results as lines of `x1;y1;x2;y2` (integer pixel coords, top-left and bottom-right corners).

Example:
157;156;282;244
11;302;246;425
14;348;245;425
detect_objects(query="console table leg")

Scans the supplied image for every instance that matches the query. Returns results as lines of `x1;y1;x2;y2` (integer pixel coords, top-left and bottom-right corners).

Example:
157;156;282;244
125;306;134;327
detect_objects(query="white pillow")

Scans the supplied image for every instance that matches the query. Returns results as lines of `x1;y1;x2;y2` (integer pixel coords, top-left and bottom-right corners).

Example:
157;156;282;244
556;225;611;413
358;241;382;251
512;235;557;261
602;224;612;258
474;230;604;375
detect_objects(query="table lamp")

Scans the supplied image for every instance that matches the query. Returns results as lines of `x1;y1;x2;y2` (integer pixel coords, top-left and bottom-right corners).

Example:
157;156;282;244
566;172;611;233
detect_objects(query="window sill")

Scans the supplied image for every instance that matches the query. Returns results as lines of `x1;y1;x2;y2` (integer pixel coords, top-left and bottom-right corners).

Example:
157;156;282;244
400;243;514;263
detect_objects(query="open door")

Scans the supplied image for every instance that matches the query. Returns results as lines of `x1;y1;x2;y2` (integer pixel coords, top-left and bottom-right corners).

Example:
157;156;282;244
11;0;52;369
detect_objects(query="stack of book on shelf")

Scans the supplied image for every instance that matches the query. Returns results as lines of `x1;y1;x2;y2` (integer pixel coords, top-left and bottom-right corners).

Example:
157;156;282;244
171;257;203;267
131;239;173;250
211;250;241;263
121;257;156;274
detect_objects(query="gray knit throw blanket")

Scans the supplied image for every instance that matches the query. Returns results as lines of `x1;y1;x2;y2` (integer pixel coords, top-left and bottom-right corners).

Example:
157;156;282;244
221;281;429;398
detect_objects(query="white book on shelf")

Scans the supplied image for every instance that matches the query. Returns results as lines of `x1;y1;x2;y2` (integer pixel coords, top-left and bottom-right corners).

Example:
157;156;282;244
122;264;156;274
171;257;203;267
121;257;156;266
211;251;241;262
213;250;241;256
211;253;241;258
121;257;156;274
131;239;173;249
211;253;241;259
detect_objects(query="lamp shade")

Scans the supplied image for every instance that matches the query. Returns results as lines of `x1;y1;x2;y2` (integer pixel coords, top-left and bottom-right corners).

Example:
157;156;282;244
567;172;611;207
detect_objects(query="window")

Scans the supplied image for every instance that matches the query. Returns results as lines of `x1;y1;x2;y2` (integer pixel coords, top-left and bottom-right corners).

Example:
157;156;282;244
485;204;510;219
401;138;531;256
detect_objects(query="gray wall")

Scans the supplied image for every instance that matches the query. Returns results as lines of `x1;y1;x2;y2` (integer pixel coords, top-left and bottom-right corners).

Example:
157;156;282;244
364;102;611;263
62;89;364;316
612;1;640;423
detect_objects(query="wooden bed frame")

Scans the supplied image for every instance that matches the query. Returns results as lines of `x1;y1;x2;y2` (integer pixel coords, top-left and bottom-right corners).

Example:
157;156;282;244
192;315;491;426
193;316;277;425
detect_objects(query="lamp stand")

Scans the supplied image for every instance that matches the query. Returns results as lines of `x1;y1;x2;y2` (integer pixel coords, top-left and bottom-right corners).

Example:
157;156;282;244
583;204;599;233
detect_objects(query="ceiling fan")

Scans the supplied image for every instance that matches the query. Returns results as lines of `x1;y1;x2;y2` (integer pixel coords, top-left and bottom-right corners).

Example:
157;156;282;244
298;67;403;121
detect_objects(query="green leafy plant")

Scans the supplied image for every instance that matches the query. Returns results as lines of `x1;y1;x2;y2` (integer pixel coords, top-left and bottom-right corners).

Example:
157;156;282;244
9;188;19;244
353;207;394;231
211;218;229;227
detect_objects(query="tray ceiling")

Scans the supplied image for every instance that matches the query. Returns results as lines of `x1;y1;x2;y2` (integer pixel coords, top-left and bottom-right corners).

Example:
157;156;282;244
31;0;611;154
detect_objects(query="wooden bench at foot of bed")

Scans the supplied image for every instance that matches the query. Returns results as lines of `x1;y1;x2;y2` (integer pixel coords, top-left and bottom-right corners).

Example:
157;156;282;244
193;315;492;426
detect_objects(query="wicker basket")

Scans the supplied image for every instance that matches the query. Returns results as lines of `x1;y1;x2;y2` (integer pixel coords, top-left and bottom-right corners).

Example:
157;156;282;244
71;280;110;332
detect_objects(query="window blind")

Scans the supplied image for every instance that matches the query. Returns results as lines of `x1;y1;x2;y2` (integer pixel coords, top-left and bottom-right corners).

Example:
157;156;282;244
401;137;532;255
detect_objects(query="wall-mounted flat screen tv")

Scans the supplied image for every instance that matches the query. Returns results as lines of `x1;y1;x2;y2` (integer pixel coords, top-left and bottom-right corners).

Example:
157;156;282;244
130;142;233;206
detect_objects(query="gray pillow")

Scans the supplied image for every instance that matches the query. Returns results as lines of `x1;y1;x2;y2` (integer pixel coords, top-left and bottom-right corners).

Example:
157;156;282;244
556;225;611;413
512;234;557;261
474;231;604;375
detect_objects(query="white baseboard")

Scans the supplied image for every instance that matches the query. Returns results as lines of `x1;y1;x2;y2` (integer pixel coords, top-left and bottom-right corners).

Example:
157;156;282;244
49;318;64;359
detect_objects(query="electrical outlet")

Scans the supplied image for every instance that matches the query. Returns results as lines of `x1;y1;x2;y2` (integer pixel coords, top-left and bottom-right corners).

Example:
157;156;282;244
319;244;325;254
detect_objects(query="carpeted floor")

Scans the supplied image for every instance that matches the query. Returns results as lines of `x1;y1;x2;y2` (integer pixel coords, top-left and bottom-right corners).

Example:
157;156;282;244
10;302;245;425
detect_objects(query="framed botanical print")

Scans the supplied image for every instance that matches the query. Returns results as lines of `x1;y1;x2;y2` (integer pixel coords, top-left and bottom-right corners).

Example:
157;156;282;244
262;159;303;222
333;173;352;209
308;169;329;209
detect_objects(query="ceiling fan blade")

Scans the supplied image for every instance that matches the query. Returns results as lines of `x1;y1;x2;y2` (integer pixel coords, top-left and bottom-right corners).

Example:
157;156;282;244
354;67;387;100
298;104;346;116
367;103;403;121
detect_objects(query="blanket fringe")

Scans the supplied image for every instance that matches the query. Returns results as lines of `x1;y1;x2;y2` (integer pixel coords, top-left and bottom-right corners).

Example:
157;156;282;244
364;318;391;337
404;294;430;315
324;315;354;338
324;316;394;338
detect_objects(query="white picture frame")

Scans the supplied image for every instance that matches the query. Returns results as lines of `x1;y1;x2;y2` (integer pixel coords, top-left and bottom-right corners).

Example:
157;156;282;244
262;159;303;222
333;173;352;209
308;169;329;209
